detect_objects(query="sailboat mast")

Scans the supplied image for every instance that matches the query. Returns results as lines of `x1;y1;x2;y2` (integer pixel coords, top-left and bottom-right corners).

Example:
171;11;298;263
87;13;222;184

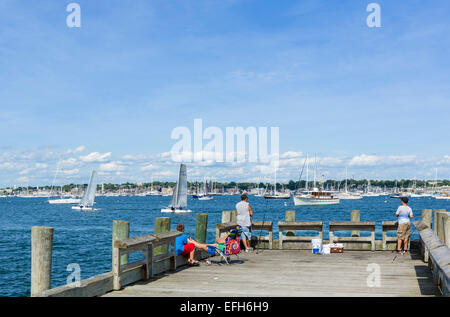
345;167;348;193
306;154;309;191
313;153;317;189
274;166;277;195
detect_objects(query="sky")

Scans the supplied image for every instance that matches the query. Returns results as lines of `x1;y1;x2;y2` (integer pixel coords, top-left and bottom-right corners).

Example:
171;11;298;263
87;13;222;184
0;0;449;186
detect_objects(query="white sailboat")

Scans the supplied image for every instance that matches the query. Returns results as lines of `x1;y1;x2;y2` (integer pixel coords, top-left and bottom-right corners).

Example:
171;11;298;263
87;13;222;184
196;179;213;200
293;154;340;206
264;164;290;200
161;164;192;213
72;171;98;211
48;164;81;204
337;167;362;200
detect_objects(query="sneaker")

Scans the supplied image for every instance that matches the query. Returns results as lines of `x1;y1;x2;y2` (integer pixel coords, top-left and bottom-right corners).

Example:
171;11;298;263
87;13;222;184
246;247;254;252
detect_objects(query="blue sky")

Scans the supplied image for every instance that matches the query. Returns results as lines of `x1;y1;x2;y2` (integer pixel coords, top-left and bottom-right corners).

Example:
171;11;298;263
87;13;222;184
0;0;449;186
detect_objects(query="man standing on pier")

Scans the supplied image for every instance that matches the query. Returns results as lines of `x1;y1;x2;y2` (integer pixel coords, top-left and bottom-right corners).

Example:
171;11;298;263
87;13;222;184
394;197;413;254
235;194;254;252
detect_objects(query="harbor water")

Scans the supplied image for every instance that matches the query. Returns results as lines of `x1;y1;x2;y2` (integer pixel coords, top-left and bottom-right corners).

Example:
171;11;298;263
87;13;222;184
0;195;448;297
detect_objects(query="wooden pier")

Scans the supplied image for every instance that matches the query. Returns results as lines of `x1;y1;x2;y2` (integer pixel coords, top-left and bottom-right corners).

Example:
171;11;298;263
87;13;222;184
102;250;439;297
32;209;450;297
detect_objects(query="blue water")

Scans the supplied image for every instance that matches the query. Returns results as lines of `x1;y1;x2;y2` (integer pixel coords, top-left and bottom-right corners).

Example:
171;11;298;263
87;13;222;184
0;195;448;297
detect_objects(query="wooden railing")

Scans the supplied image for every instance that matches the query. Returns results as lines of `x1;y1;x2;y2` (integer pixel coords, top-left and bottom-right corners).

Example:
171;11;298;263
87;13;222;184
381;221;398;251
415;219;450;296
278;221;323;250
215;222;238;240
252;221;273;249
329;221;376;251
112;231;180;290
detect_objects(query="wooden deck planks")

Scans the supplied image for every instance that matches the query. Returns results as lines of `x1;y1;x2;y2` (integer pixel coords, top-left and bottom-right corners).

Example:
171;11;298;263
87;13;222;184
102;250;440;297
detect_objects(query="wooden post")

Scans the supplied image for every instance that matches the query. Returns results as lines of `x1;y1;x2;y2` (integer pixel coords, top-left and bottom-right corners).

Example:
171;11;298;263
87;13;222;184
31;226;54;297
433;209;440;235
112;220;129;290
221;211;233;238
154;217;171;256
195;213;208;244
443;213;450;248
222;210;235;223
436;210;446;242
350;210;360;237
285;210;296;236
421;209;432;229
112;220;129;266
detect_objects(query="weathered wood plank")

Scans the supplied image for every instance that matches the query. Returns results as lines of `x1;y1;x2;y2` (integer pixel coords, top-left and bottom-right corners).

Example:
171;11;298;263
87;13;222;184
103;250;439;297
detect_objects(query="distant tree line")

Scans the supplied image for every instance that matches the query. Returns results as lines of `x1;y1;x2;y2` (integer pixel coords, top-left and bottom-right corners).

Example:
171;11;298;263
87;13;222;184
4;178;449;193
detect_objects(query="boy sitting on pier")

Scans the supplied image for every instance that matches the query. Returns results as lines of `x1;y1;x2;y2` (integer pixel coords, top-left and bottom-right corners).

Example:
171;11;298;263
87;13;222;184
394;197;413;254
175;224;208;266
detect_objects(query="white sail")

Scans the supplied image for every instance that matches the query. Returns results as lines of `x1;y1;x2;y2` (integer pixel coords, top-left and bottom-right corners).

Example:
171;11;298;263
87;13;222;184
80;171;98;207
169;164;187;208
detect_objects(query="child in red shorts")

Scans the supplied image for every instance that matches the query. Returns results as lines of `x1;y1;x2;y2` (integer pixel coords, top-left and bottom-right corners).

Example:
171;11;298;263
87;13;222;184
175;224;208;266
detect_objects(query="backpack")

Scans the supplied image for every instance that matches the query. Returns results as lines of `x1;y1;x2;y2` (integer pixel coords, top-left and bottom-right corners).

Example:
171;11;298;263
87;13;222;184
224;227;242;255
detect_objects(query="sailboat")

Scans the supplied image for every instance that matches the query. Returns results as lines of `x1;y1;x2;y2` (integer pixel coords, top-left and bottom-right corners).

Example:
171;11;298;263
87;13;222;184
293;154;340;206
72;171;98;211
48;164;81;204
161;164;192;213
337;167;362;200
195;179;213;200
264;164;290;200
362;180;380;197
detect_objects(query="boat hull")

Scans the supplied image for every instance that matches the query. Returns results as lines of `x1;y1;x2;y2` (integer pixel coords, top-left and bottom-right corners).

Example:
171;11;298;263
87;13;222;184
435;196;450;200
264;195;290;200
293;196;340;206
49;198;80;204
336;194;362;200
72;206;95;211
161;208;192;213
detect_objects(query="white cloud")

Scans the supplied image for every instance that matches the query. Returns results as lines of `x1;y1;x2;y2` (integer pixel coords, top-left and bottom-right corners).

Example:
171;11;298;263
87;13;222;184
80;152;112;163
141;163;157;171
60;158;78;168
0;162;16;170
19;169;30;175
17;176;29;183
349;154;416;167
62;169;79;175
67;145;86;154
35;163;48;169
100;161;125;172
280;151;303;159
153;170;176;178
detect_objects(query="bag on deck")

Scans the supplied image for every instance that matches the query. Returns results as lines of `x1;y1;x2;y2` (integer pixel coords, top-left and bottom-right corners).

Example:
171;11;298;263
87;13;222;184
224;227;242;255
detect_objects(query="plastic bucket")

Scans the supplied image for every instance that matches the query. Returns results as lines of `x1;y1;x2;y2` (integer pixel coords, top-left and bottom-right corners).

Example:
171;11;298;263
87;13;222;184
311;238;322;254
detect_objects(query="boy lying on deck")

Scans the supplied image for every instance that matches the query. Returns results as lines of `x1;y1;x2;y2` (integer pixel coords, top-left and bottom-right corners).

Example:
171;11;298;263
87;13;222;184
175;224;209;266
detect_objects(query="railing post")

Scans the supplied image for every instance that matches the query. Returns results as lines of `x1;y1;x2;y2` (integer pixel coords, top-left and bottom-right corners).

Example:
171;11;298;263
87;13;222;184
220;211;233;238
285;210;296;237
154;217;171;256
350;210;360;237
421;209;433;229
195;213;208;244
112;220;129;290
433;209;440;235
31;226;54;297
222;210;235;223
113;220;130;266
436;210;446;242
443;213;450;247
